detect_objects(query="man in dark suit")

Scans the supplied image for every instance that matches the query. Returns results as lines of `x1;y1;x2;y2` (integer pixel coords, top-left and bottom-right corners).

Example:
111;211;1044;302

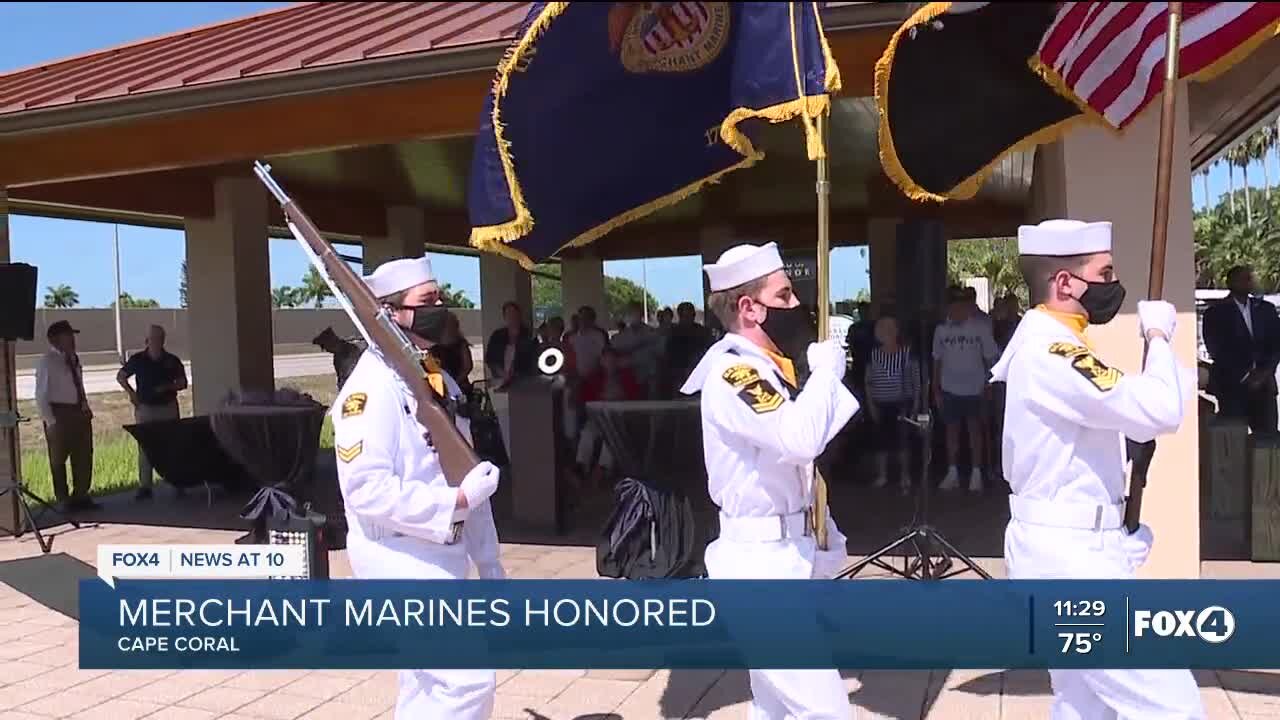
1203;265;1280;434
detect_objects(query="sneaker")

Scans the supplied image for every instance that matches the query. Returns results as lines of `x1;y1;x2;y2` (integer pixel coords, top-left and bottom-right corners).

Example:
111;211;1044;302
899;475;911;493
939;467;961;491
968;469;985;494
136;487;153;501
873;475;889;489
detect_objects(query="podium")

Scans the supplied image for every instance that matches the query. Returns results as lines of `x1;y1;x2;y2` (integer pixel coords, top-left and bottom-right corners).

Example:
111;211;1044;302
500;376;566;533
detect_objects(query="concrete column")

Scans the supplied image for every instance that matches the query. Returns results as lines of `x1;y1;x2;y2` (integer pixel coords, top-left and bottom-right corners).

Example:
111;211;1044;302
1047;83;1199;578
699;223;736;294
479;254;533;347
698;224;736;335
560;254;606;320
184;176;274;415
0;190;18;534
363;206;426;274
867;218;900;309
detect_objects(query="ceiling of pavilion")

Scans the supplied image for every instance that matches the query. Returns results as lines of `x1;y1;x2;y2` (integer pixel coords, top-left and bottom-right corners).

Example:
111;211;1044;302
261;95;1032;233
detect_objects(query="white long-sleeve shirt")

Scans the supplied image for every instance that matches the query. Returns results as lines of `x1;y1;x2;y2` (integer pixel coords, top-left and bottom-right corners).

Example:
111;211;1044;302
989;308;1185;506
34;348;85;423
331;350;504;578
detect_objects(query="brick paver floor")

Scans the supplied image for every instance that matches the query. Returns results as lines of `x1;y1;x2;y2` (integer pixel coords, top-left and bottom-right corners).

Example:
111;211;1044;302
3;520;1279;719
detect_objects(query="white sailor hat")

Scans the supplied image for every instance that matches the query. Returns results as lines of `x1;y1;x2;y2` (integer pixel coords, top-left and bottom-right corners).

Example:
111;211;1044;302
1017;220;1112;257
704;242;784;292
363;256;436;298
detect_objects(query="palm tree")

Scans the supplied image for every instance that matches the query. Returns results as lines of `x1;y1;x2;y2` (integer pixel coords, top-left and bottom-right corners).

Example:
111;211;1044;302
272;286;300;309
43;284;79;308
112;292;160;309
1229;142;1253;226
1273;113;1280;205
1249;125;1269;202
1224;157;1236;215
438;282;475;309
300;267;332;309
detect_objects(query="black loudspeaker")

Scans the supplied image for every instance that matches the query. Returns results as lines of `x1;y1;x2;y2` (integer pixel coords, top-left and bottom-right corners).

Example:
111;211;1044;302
894;220;947;322
0;263;37;341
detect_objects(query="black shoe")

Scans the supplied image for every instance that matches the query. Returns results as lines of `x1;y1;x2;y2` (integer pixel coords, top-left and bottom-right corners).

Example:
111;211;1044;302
136;487;153;501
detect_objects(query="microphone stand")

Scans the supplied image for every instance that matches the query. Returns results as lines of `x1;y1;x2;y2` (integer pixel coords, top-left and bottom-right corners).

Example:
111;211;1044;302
836;319;991;580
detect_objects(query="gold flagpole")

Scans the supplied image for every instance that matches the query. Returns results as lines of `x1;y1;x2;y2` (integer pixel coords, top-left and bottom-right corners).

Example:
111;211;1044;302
813;111;832;550
1123;1;1181;533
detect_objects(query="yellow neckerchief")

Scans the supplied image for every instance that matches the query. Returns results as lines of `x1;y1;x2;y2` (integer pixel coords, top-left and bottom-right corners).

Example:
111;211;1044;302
1036;304;1092;348
421;352;446;398
763;348;798;390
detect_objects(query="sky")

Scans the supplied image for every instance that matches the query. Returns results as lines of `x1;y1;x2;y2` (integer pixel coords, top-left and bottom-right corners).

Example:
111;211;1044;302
3;3;1272;311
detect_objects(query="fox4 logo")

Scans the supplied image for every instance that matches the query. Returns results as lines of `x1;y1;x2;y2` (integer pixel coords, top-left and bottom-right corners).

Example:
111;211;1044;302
1133;606;1236;643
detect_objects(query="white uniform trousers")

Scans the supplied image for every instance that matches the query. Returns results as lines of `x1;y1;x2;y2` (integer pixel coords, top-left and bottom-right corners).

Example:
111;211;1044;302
704;528;853;720
346;529;496;720
1004;519;1205;720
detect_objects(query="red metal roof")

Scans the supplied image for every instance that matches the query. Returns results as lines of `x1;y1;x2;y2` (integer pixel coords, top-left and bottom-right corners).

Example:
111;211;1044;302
0;1;532;117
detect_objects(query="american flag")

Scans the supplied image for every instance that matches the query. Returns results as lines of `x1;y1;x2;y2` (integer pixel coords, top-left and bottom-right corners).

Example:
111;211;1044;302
1036;2;1280;130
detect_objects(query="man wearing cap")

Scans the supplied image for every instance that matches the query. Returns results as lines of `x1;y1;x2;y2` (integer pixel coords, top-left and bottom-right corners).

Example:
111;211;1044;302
681;242;858;720
312;326;364;391
331;256;505;719
990;220;1203;718
35;320;97;512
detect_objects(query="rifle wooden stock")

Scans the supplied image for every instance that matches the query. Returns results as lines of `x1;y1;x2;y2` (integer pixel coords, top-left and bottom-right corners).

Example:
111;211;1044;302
267;178;480;487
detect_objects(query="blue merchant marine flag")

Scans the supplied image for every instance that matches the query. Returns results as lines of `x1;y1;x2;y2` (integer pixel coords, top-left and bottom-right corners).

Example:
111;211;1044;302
468;2;841;269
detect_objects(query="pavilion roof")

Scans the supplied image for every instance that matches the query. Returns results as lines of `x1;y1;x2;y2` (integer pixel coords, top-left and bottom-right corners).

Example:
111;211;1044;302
0;1;531;118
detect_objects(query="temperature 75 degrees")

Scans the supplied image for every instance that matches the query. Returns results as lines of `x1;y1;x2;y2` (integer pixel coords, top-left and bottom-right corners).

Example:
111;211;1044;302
1060;632;1102;654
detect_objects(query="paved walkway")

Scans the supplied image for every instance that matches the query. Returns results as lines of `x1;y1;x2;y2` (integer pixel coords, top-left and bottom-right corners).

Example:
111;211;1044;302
2;520;1279;719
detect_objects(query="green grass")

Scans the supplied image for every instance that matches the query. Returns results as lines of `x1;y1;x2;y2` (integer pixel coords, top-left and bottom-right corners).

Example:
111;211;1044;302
16;375;340;502
320;415;333;450
21;431;141;501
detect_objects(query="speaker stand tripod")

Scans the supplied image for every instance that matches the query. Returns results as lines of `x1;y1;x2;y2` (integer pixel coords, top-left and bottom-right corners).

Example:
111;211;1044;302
1;339;80;554
835;413;991;580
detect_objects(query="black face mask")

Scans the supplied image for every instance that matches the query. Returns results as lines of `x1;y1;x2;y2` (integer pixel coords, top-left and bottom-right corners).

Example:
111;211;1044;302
402;305;453;344
757;303;817;377
1071;277;1126;325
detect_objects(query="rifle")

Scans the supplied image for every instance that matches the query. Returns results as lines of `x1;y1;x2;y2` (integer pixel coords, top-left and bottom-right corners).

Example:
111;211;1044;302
253;162;480;487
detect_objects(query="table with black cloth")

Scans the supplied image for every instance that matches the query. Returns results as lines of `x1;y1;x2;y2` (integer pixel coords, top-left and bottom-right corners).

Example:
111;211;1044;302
124;416;257;495
209;403;327;544
585;400;719;579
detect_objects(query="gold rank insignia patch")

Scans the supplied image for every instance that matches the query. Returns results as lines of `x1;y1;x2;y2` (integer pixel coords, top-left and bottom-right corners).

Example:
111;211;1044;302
341;393;367;418
1048;343;1123;392
738;377;785;414
336;442;363;463
722;363;761;389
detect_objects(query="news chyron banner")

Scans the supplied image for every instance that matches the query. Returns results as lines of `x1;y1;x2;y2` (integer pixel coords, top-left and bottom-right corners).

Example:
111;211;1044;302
80;562;1276;670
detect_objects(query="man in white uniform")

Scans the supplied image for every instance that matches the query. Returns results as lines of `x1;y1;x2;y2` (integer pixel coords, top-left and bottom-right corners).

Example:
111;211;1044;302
681;242;859;720
332;256;505;720
990;220;1204;720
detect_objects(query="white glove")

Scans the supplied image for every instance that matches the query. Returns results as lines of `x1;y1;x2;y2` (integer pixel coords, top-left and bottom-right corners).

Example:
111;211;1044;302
806;340;847;380
1137;300;1176;340
1121;523;1155;572
460;461;501;510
